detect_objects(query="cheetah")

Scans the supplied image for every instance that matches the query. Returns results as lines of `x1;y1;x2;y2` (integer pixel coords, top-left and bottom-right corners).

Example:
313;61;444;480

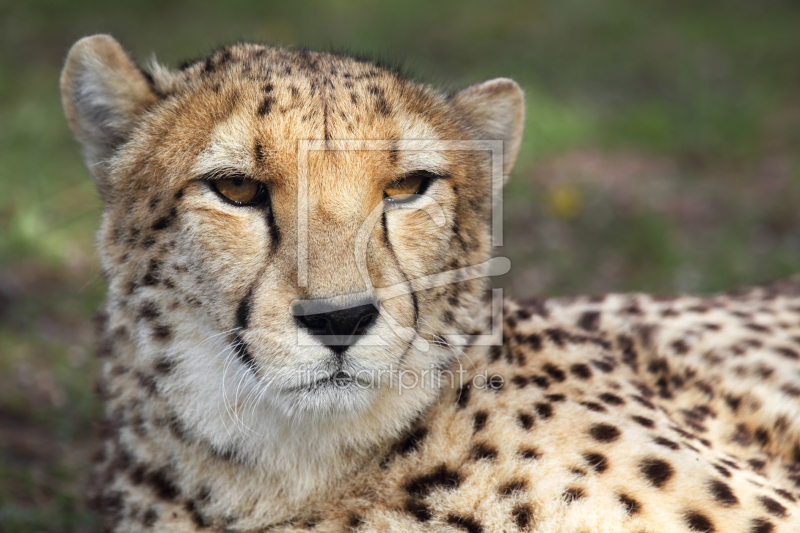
60;34;800;532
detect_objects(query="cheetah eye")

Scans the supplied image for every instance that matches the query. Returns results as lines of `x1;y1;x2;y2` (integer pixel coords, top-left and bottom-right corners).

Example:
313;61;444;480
384;171;439;204
210;177;268;206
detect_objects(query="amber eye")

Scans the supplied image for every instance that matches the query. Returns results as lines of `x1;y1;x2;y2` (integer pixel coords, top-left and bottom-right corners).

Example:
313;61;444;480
384;171;439;204
211;177;267;206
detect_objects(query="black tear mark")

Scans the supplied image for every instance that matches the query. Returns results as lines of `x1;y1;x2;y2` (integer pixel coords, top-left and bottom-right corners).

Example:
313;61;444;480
236;287;254;330
233;334;256;370
380;210;418;331
264;191;281;250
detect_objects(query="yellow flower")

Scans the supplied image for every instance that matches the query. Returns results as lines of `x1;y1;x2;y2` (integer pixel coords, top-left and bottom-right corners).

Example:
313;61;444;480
546;184;583;219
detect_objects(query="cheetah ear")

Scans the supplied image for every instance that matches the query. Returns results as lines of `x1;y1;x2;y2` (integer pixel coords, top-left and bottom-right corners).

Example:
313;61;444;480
60;35;160;195
452;78;525;178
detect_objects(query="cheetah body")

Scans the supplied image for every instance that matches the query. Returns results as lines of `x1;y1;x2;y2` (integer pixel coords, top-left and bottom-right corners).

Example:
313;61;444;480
59;36;800;532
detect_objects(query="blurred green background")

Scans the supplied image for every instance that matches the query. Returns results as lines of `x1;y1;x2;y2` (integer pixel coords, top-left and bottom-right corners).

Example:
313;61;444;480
1;0;799;530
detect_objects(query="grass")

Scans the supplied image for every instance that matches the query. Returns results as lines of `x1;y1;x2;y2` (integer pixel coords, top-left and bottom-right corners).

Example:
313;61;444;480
1;0;800;530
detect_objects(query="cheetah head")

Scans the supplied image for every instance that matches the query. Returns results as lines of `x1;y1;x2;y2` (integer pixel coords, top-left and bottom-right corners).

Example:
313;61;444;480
61;36;523;436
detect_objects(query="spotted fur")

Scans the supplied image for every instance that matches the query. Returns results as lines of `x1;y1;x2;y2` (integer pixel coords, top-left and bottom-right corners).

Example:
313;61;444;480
61;35;800;532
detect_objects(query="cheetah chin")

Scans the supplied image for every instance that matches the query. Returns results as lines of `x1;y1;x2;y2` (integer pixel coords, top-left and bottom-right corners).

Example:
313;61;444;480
62;34;800;532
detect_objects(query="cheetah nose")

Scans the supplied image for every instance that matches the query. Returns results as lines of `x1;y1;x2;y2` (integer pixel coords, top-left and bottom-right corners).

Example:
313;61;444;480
294;302;379;355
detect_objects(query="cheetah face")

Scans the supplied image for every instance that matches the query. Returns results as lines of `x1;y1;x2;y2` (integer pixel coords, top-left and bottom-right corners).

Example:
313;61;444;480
61;36;523;417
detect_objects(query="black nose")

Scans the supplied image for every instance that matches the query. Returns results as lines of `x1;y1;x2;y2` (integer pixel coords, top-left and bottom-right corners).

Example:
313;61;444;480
294;302;379;355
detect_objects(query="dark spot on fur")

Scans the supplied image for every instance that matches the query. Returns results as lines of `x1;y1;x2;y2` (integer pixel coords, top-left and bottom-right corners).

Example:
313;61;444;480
185;500;210;528
152;324;171;341
709;479;738;506
519;447;541;460
396;426;428;456
755;427;771;446
456;382;471;409
653;436;680;450
684;511;715;532
618;335;638;371
473;411;488;432
618;493;641;515
577;310;600;331
141;467;180;501
517;412;534;430
534;402;553;419
639;458;674;488
584;452;608;473
512;504;533;530
632;416;655;428
487;374;504;392
631;395;656;410
136;372;158;396
749;458;766;472
581;401;607;412
153;357;174;375
89;490;125;523
546;393;566;402
759;496;787;517
544;328;568;346
776;347;799;360
471;443;498;461
405;497;431;522
599;393;625;406
530;375;549;389
347;513;364;530
543;364;565;382
445;515;483;533
672;339;690;354
152;207;178;231
139;301;160;321
750;518;775;533
511;375;528;388
257;96;275;116
725;395;742;412
570;363;592;380
499;479;527;497
713;464;732;478
562;487;585;503
525;333;543;351
143;507;159;526
589;423;621;442
591;359;614;373
404;464;461;496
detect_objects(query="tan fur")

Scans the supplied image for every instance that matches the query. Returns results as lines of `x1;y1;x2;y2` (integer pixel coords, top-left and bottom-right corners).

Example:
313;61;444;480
62;35;800;532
